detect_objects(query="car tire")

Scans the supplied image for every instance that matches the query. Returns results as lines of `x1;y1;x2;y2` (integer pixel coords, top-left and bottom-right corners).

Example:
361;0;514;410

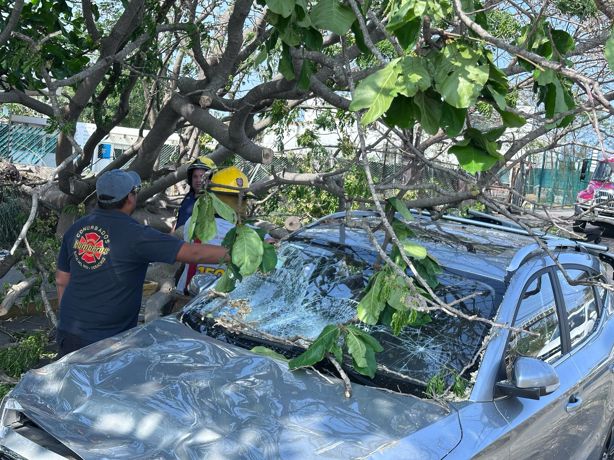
602;421;614;460
572;220;586;233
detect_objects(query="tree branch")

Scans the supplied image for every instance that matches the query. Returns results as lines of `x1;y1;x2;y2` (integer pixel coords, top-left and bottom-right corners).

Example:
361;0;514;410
0;0;24;47
0;276;37;317
81;0;101;42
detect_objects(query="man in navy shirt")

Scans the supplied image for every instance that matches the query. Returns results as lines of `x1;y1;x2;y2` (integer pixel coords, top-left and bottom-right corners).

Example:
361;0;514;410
55;169;228;357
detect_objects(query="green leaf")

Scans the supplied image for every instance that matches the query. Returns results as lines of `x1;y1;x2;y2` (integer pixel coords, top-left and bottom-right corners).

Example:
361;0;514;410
428;0;452;20
465;127;503;156
414;255;441;289
210;192;237;224
352;346;377;377
350;60;402;125
410;311;432;327
351;20;370;55
266;0;295;18
440;103;467;136
387;0;427;31
303;27;323;50
392;219;415;240
278;18;302;46
251;346;288;361
384;95;417;129
187;197;200;240
298;59;315;91
295;0;312;27
378;304;395;327
311;0;356;36
537;74;575;127
288;324;340;369
330;343;343;364
397;56;431;98
356;271;386;325
346;325;383;352
279;44;295;80
434;43;489;109
486;85;507;111
253;47;268;67
345;325;382;378
534;68;557;85
413;91;442;134
497;108;526;128
484;126;506;142
386;282;409;311
606;29;614;73
260;242;278;272
387;197;413;221
215;269;237;292
449;141;499;174
486;61;509;96
232;225;264;276
345;327;368;368
390;309;412;335
551;29;575;55
193;194;217;242
392;17;422;50
221;226;238;249
401;240;427;259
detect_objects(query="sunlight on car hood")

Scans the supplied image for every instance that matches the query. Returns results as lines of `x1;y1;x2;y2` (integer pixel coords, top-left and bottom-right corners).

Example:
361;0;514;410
7;317;461;459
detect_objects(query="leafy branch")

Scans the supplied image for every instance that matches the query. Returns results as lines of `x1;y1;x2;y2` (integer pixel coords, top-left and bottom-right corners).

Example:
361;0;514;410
188;191;278;293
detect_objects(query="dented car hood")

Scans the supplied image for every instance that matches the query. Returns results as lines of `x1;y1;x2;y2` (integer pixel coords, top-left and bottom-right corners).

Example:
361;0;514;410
7;317;461;459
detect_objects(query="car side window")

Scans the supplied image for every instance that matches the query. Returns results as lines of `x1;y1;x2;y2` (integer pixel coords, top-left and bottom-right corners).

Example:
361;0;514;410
556;269;599;350
507;272;561;371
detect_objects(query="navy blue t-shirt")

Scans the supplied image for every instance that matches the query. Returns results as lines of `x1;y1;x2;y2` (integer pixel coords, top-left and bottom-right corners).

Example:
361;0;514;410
57;208;184;343
176;191;196;228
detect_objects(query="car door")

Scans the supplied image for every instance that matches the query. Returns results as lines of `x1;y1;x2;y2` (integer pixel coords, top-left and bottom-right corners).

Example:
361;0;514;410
493;269;587;459
558;267;614;459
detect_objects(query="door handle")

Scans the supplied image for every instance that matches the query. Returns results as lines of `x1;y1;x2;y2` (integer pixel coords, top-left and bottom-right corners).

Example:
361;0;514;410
566;394;583;413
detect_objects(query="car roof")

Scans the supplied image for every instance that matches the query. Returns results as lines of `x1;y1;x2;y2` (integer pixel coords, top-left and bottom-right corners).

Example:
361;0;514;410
289;211;608;282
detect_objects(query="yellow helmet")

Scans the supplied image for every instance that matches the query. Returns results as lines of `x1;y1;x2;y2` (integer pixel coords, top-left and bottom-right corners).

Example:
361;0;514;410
208;166;255;197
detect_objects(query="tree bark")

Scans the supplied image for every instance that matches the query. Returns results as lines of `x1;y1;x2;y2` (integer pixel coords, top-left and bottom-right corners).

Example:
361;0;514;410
595;0;614;20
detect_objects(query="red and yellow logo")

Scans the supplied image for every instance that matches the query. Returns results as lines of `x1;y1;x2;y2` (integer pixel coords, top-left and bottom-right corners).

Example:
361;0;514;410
73;226;110;269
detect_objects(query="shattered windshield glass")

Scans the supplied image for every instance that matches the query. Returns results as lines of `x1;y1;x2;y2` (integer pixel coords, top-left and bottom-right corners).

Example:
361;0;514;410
181;240;500;394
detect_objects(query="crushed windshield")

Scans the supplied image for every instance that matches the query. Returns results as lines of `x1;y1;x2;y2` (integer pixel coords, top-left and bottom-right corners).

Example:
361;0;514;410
592;161;613;182
181;241;499;394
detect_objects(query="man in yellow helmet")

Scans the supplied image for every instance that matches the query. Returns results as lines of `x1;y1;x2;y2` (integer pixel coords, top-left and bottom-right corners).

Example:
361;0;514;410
175;156;217;229
176;166;261;293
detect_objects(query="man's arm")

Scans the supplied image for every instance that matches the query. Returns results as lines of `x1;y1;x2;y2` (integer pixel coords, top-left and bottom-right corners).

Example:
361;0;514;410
55;270;71;305
176;243;229;265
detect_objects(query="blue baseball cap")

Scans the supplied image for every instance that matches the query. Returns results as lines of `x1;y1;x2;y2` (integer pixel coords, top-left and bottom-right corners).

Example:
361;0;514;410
96;169;142;203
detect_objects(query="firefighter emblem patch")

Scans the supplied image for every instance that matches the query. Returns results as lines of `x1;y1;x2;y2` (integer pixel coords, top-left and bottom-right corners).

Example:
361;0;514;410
73;225;110;270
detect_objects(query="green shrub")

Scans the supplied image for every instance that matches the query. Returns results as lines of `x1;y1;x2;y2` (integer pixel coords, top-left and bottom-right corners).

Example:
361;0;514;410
0;384;11;400
0;187;28;247
0;332;47;378
0;332;49;399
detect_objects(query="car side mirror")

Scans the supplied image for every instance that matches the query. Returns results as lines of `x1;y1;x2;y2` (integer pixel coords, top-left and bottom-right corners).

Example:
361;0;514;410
495;357;560;400
188;273;219;296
